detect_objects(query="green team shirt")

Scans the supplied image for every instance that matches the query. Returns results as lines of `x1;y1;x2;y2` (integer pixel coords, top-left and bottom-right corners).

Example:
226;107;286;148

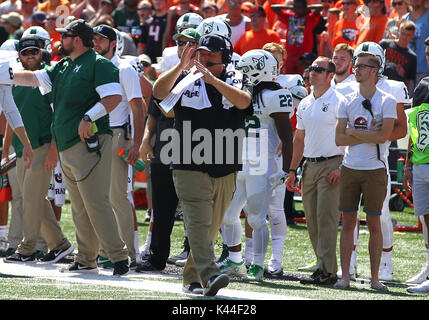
43;49;121;152
11;81;53;158
409;103;429;165
112;7;140;32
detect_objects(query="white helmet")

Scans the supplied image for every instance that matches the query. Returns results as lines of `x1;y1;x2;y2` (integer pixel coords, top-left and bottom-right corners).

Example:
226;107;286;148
353;41;385;76
0;39;19;51
236;49;278;86
123;55;143;77
175;13;203;33
115;29;124;57
289;84;308;100
196;17;232;41
22;26;51;51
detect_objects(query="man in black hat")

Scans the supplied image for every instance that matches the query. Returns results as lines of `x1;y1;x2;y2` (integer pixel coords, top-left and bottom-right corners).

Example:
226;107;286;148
3;35;74;265
8;19;130;276
92;24;144;269
152;34;252;296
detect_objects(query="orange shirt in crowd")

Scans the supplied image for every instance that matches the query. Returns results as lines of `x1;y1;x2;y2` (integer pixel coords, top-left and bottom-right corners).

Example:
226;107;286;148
355;14;388;46
263;0;283;28
37;0;71;13
233;28;282;55
331;18;358;48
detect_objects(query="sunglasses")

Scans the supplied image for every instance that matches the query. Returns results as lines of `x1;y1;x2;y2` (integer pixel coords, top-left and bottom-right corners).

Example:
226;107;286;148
364;0;380;3
342;1;356;5
352;64;378;70
141;62;150;67
20;48;40;56
309;65;331;73
62;33;77;39
250;13;263;18
176;40;197;47
392;1;403;6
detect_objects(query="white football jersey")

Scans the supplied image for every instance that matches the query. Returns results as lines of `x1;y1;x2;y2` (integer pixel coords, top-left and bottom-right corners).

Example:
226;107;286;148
275;74;306;115
243;87;293;162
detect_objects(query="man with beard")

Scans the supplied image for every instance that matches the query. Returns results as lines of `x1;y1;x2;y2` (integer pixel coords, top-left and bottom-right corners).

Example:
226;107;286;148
3;35;74;264
332;43;355;85
3;19;130;276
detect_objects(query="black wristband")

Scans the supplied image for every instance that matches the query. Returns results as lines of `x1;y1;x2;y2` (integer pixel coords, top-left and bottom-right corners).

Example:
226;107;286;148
288;169;297;174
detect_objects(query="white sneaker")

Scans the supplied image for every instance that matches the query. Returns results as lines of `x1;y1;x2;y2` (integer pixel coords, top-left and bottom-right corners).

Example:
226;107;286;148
220;259;248;278
379;262;393;281
337;265;357;281
406;266;429;284
175;258;187;267
246;264;264;281
0;236;9;252
407;279;429;294
265;260;283;276
167;250;189;265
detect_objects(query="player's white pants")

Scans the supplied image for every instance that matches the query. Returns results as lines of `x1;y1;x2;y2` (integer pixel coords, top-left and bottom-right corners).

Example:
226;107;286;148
223;160;277;266
268;182;286;264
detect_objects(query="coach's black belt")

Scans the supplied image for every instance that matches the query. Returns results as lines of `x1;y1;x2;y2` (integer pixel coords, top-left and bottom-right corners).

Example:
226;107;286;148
111;123;127;129
306;155;342;163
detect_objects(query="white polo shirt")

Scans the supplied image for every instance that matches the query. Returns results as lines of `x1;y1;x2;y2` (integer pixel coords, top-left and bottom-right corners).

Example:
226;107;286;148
338;88;397;170
109;55;143;127
296;86;346;158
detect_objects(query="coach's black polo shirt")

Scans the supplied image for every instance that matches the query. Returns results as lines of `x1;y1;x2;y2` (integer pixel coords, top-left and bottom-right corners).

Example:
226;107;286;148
161;70;252;178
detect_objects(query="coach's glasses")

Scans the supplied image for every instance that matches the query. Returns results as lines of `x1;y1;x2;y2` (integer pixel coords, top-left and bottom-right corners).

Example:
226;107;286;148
308;65;330;73
392;1;403;6
176;40;197;47
20;48;40;56
352;64;378;71
61;33;77;39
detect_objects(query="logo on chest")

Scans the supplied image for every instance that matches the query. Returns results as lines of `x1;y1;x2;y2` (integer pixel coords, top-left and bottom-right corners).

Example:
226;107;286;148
73;65;82;73
354;116;368;130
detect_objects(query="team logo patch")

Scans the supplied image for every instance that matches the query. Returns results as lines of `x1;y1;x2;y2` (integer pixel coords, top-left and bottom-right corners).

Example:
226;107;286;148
322;103;329;112
203;22;214;34
354;116;367;130
416;110;429;152
252;56;266;71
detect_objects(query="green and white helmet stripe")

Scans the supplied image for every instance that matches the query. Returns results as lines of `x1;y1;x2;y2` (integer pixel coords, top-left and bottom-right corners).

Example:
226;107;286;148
175;13;203;33
196;17;232;41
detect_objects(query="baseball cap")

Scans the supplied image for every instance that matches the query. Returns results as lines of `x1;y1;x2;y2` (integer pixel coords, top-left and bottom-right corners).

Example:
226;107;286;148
249;5;266;17
172;28;201;41
203;1;218;11
139;54;151;65
31;11;46;24
1;12;23;29
196;34;230;53
93;24;117;41
18;35;41;53
56;19;94;40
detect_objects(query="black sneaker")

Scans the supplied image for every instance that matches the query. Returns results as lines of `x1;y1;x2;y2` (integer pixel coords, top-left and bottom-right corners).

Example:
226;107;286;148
113;259;130;276
203;274;229;296
39;245;75;264
60;261;99;274
300;272;337;285
135;260;164;273
182;282;204;295
310;268;323;279
0;247;16;257
4;252;35;263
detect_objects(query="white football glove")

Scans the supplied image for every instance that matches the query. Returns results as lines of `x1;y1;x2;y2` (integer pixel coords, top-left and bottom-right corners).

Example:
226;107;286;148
269;170;289;191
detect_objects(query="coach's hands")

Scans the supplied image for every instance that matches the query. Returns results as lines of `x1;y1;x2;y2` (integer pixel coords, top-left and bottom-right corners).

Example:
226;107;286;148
78;119;94;141
44;141;58;171
126;144;140;166
327;168;340;184
178;42;195;70
139;139;154;163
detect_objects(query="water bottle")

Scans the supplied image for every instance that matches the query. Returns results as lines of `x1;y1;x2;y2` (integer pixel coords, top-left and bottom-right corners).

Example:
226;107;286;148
397;156;405;183
117;148;146;172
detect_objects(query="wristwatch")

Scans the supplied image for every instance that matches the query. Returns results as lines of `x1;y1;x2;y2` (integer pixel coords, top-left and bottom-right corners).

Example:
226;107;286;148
82;114;92;122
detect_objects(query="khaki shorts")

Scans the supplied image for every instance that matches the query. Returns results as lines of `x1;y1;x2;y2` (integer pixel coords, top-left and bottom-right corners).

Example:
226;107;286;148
339;166;387;216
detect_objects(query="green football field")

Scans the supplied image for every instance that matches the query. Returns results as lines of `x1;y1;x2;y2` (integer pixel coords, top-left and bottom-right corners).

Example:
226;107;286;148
0;192;428;302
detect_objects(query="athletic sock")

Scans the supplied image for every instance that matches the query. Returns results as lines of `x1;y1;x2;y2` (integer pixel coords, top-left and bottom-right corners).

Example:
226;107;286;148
228;250;242;263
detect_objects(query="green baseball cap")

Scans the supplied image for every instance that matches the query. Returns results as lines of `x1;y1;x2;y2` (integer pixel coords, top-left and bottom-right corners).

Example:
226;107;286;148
172;28;201;41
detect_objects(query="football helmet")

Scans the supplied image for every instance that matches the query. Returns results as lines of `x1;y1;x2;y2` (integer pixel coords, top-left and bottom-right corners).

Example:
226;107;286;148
353;41;385;76
236;49;278;86
175;13;203;33
115;29;124;57
196;17;232;40
22;26;51;51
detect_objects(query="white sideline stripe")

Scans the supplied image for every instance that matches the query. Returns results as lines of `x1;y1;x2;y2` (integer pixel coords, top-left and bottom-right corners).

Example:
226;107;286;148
0;261;309;300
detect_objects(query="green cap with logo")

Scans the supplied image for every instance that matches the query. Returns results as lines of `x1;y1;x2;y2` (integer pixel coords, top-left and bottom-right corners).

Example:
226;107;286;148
173;28;201;41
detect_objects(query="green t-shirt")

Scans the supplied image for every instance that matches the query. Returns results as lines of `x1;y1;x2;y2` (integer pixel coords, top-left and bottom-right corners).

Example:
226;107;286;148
409;103;429;165
11;83;52;158
45;49;120;152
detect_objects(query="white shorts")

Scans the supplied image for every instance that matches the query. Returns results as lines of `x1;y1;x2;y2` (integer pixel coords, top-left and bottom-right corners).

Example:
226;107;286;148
412;164;429;216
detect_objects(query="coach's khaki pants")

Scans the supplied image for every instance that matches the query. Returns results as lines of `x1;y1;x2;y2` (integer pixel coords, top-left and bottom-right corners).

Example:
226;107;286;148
173;169;236;287
301;156;342;275
99;128;135;260
60;134;128;268
16;144;70;256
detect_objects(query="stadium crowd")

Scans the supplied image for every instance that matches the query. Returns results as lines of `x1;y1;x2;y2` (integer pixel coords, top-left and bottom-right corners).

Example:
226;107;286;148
0;0;428;297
